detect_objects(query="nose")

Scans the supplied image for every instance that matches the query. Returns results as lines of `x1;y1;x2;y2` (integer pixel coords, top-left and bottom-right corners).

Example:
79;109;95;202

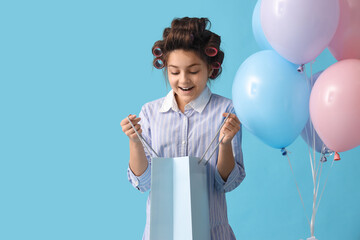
179;72;191;84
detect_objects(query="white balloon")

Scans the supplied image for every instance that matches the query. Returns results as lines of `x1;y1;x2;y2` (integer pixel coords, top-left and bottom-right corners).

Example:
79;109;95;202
260;0;340;64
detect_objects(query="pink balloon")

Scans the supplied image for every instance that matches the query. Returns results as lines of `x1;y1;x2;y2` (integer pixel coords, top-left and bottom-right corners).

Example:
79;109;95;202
328;0;360;61
310;59;360;152
260;0;339;65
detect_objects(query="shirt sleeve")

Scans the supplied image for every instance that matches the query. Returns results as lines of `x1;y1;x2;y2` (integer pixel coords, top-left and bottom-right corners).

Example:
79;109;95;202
214;106;246;193
127;105;152;193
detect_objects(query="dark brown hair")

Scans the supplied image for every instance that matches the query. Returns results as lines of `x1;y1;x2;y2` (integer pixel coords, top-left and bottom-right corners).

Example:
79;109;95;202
152;17;224;80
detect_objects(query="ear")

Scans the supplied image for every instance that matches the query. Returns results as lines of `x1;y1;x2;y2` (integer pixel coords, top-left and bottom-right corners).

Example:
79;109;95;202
208;65;214;78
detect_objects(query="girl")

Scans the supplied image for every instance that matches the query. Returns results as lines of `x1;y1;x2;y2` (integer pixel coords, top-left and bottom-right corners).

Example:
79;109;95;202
121;17;245;240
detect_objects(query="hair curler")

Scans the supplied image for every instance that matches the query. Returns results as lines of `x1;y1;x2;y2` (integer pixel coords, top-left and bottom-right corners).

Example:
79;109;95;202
152;47;163;57
205;46;218;57
154;58;164;69
211;61;221;69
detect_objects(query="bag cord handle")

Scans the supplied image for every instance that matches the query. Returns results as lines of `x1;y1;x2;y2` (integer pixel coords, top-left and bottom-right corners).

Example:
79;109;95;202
127;116;159;158
198;112;231;165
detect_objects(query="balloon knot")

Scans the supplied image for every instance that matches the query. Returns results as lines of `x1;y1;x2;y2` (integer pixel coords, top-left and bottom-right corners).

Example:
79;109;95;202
297;64;304;73
334;152;341;161
281;148;288;156
321;146;333;155
320;155;327;162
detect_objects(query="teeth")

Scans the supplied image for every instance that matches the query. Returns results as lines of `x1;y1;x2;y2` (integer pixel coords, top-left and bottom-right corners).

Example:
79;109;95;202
180;87;192;90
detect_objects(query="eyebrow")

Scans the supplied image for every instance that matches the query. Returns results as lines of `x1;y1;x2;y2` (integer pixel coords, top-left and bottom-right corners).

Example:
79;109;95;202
168;63;201;68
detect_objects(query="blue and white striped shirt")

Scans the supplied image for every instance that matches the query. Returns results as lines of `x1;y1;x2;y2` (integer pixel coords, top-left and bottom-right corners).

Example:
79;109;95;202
127;86;246;240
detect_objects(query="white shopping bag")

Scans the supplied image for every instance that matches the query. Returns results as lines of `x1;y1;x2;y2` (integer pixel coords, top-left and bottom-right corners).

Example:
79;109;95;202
149;157;210;240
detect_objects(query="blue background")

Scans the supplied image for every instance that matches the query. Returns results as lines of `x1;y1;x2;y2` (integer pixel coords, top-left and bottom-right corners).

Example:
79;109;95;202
1;0;359;239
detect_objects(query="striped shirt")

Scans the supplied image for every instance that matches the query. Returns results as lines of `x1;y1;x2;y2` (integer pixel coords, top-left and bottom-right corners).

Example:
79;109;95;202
127;86;246;240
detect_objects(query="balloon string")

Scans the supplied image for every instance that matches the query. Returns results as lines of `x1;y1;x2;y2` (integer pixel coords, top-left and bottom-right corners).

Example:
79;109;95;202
305;63;316;171
315;161;323;197
304;63;317;236
301;93;316;187
310;62;317;177
310;183;317;237
303;64;316;185
308;140;315;186
304;62;311;91
311;158;324;236
315;153;324;184
310;62;318;237
286;154;310;225
315;158;335;213
310;147;317;237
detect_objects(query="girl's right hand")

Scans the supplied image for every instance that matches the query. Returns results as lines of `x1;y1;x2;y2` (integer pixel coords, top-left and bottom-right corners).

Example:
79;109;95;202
120;114;142;143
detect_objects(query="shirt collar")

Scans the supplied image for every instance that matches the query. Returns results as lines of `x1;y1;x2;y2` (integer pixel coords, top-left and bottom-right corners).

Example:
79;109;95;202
159;86;212;113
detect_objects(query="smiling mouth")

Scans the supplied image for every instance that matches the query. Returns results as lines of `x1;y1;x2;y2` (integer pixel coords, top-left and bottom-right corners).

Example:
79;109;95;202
179;86;194;91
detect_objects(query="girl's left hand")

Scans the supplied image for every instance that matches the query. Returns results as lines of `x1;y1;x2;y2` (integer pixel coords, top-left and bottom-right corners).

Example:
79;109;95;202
220;113;241;145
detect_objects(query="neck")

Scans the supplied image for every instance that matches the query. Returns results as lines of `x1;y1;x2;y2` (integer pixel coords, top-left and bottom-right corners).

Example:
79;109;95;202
175;94;187;113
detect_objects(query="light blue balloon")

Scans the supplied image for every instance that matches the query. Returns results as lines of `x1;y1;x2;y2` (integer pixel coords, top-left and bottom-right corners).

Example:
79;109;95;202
252;0;273;50
232;50;310;149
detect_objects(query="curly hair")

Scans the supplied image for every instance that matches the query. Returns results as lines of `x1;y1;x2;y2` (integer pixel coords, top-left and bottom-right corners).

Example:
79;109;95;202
151;17;224;80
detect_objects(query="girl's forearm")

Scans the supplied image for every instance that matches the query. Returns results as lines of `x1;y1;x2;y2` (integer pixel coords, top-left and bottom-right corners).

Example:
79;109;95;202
217;142;235;181
129;141;148;176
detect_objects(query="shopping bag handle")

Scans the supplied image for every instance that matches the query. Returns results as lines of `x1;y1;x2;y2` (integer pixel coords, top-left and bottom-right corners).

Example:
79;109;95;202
127;116;159;158
198;112;231;165
202;134;225;165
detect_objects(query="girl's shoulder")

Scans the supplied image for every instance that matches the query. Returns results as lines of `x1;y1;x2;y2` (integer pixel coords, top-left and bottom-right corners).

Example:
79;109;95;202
203;93;235;115
140;96;166;115
209;93;233;108
210;93;232;103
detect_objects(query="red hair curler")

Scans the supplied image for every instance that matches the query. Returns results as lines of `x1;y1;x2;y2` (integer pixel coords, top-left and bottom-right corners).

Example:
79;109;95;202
205;47;218;57
154;58;164;69
152;47;163;57
211;61;221;69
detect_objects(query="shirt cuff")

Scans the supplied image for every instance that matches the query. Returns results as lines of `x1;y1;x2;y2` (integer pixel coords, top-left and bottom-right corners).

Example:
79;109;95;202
127;163;151;193
215;163;240;193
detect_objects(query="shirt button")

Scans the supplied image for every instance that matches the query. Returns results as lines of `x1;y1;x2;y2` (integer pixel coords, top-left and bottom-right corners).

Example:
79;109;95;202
134;180;139;186
182;140;186;145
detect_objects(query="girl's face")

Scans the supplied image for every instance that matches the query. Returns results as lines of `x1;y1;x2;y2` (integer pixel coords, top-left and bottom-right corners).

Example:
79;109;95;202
166;49;212;109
